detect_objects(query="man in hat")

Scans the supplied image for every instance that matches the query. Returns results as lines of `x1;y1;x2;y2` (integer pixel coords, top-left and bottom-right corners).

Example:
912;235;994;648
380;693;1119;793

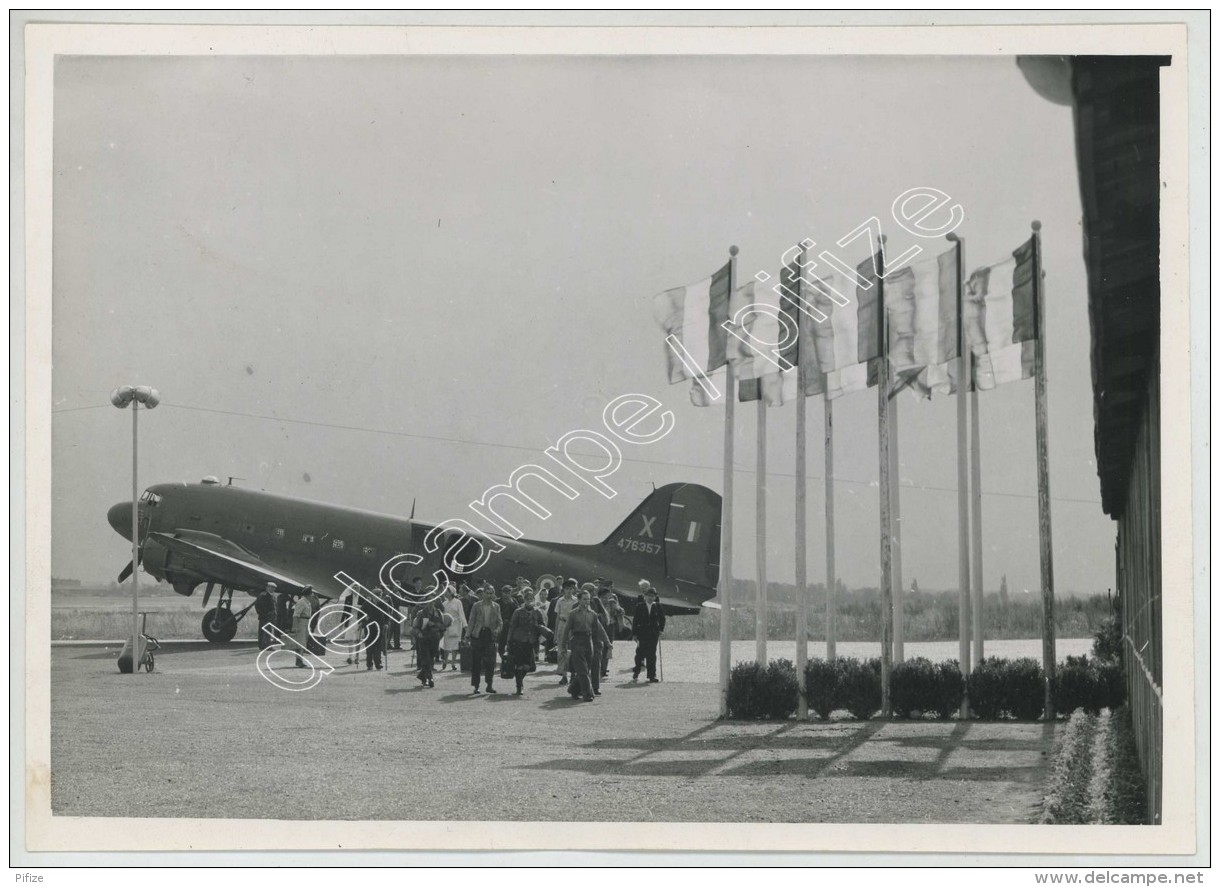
632;580;666;682
254;582;278;651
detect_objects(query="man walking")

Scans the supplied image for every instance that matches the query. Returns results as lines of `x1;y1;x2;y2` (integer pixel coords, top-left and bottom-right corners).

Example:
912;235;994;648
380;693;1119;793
466;585;503;694
359;586;389;671
561;589;610;701
632;581;666;682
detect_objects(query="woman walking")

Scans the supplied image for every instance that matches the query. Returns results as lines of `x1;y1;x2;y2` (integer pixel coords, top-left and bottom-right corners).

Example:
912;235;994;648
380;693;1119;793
439;584;467;670
412;599;449;687
503;591;553;695
553;580;578;685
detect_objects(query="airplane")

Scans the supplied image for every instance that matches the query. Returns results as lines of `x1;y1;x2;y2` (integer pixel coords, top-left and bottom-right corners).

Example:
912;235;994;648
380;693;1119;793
107;476;722;643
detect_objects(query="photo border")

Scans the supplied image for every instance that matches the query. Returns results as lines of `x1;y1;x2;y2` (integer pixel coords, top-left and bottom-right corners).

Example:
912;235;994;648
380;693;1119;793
11;11;1206;866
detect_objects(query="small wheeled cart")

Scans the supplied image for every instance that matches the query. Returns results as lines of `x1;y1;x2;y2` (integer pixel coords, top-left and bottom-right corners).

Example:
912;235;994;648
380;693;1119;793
116;613;162;674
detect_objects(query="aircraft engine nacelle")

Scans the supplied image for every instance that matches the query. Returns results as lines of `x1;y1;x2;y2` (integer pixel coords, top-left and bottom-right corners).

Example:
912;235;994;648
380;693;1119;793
140;537;204;596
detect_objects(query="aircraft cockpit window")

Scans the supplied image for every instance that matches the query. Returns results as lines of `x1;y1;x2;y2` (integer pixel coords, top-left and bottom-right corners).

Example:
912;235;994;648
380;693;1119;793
332;539;345;550
139;491;162;506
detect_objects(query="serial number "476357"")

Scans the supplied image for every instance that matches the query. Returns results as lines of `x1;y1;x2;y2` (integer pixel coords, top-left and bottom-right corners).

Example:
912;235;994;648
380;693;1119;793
617;538;662;555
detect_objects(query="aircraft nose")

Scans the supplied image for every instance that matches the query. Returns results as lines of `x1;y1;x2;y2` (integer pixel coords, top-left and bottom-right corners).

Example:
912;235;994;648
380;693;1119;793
107;501;134;540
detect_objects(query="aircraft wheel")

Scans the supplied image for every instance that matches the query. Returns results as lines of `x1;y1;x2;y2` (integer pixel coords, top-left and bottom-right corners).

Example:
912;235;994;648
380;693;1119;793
201;607;238;643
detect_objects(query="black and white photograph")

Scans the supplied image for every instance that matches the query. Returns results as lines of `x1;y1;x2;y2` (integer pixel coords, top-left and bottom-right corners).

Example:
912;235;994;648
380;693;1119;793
13;13;1205;867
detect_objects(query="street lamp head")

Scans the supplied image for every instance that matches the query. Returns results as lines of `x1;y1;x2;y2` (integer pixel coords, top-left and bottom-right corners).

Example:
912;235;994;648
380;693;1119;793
113;385;160;408
134;386;160;408
110;386;135;408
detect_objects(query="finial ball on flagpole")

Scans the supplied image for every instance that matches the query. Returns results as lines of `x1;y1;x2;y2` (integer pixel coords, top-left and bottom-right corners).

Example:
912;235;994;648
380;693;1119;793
1031;220;1042;232
729;245;739;257
945;232;960;243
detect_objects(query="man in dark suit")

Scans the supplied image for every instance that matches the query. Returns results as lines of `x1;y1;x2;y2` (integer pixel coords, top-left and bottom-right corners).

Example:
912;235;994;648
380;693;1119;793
631;581;666;683
254;582;278;650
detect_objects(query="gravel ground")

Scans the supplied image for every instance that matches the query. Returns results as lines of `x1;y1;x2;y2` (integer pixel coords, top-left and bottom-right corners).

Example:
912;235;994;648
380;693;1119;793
50;642;1061;824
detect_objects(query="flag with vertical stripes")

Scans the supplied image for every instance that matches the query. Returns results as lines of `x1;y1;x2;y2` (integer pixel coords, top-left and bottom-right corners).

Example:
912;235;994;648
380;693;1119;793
884;246;959;398
965;238;1037;390
737;258;826;405
807;253;882;400
735;272;793;405
652;263;732;405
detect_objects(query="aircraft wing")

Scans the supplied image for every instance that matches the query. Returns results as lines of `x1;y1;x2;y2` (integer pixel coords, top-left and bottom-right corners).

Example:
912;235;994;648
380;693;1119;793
149;532;314;595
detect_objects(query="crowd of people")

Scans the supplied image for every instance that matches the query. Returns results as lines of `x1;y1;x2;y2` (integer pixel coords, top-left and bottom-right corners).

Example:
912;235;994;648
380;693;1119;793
255;574;668;701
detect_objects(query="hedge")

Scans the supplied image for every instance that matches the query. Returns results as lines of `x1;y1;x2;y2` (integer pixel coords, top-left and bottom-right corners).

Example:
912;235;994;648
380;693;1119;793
725;653;1126;721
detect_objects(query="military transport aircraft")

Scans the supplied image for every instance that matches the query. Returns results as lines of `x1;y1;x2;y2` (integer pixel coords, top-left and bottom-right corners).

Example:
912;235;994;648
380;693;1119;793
107;477;722;643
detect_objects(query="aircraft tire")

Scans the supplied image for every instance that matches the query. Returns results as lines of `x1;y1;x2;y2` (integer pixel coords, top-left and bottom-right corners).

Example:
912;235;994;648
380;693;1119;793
201;607;238;644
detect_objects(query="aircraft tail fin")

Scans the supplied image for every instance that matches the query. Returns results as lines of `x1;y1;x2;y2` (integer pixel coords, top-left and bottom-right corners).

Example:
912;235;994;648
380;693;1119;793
600;483;721;591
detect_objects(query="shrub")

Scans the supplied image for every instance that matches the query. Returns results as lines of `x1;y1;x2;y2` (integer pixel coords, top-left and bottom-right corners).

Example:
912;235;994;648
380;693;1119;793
966;656;1007;718
835;656;881;720
1054;655;1099;715
726;659;799;720
1092;615;1123;663
804;657;839;720
934;659;966;719
890;657;937;718
726;661;769;720
1095;660;1126;711
1004;657;1046;720
762;658;800;720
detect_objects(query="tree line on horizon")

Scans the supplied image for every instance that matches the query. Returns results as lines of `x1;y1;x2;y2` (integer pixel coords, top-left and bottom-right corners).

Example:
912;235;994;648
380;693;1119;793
667;580;1116;642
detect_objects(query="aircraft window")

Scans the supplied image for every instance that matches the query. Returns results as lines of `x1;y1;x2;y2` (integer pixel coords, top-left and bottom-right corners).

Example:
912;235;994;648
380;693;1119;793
273;528;285;539
139;491;162;506
302;534;316;543
332;539;345;550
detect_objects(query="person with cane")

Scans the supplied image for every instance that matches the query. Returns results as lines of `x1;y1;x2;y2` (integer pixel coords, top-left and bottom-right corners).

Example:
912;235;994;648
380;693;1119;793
631;581;666;683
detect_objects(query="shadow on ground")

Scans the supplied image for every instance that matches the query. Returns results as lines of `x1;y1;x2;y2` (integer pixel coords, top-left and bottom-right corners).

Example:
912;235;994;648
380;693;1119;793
517;719;1057;785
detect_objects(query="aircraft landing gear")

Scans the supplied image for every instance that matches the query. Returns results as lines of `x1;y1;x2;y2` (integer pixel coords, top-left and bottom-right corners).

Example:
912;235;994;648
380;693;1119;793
202;585;239;643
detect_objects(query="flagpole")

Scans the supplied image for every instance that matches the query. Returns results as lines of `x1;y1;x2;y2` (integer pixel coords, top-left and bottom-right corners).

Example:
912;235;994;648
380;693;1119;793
824;397;836;663
970;361;985;666
719;245;739;719
1032;220;1056;718
755;399;768;664
877;239;893;718
795;244;811;718
948;231;972;716
890;392;904;665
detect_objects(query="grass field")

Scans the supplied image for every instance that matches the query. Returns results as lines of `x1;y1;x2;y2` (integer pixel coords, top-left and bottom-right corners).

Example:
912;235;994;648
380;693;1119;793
52;589;1094;659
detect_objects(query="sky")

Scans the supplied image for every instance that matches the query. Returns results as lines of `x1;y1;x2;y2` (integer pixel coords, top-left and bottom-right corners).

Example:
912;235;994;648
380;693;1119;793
51;53;1118;596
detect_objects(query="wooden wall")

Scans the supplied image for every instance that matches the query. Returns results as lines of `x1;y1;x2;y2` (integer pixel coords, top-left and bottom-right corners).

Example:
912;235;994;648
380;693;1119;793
1115;351;1161;825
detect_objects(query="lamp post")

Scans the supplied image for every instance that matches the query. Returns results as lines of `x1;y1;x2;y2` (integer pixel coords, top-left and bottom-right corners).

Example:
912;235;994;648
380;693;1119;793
111;385;160;673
